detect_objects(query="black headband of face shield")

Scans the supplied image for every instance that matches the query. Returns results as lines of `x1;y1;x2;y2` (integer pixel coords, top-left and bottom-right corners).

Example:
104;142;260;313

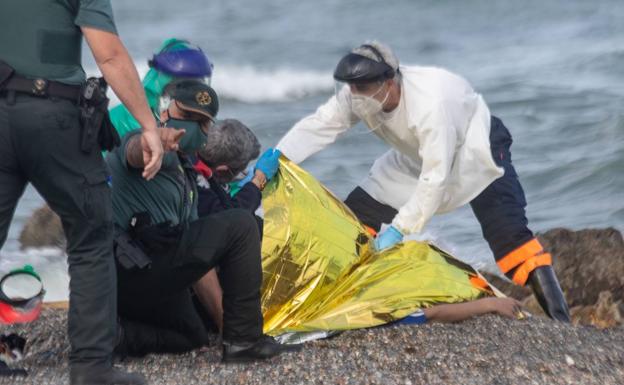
359;44;395;79
333;44;396;84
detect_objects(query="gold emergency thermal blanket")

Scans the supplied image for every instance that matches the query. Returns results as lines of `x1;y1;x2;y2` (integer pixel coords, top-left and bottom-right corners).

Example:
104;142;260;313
260;159;491;335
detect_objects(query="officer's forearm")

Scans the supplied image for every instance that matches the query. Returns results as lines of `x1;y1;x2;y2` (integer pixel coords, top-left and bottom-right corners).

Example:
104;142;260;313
82;27;157;133
193;269;224;333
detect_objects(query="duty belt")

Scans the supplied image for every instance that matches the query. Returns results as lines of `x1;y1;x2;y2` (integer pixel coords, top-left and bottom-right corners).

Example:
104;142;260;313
2;76;80;103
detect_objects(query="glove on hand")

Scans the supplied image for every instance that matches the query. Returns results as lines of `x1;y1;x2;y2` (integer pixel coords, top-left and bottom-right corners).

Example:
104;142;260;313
236;165;256;188
374;225;404;251
255;148;282;181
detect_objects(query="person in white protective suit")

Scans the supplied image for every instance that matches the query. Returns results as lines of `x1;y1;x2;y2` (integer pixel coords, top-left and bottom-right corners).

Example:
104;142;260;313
276;41;570;322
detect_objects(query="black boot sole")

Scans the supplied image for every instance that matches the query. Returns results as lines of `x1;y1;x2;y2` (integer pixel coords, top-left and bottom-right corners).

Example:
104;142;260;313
222;344;302;363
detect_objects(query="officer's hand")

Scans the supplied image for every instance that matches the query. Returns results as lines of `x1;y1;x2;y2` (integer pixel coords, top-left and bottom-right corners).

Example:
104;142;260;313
160;127;185;151
141;129;164;180
373;225;404;251
255;148;282;181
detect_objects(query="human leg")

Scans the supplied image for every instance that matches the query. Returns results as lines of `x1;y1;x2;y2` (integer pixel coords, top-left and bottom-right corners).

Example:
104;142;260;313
9;96;122;369
175;209;263;342
470;116;570;321
117;290;209;356
346;149;419;232
176;209;301;361
0;99;27;248
344;186;397;233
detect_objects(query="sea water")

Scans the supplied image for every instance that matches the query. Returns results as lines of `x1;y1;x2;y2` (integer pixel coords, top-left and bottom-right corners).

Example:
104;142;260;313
1;0;622;301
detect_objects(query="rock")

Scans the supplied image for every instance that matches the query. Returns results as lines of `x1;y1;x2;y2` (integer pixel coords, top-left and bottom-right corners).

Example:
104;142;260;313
484;228;624;328
564;355;574;366
570;291;622;329
18;205;65;251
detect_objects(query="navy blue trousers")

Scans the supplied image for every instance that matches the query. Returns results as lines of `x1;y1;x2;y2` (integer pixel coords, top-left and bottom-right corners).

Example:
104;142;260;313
469;116;534;261
345;116;535;264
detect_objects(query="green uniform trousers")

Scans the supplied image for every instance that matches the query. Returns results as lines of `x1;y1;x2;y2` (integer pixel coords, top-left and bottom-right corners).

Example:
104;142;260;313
0;93;116;369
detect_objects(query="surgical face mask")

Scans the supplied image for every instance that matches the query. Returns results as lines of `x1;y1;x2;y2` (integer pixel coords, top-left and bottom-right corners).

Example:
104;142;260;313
231;165;253;182
166;118;208;154
158;96;172;115
350;83;390;119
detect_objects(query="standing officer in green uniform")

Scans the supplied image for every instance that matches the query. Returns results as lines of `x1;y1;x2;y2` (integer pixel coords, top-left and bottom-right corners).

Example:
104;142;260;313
0;1;169;384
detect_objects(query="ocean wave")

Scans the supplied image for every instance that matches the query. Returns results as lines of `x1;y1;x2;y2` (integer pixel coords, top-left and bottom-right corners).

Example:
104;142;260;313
104;62;333;106
212;65;333;103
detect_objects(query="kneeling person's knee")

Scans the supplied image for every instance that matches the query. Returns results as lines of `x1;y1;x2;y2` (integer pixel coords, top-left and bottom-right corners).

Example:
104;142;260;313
226;208;261;242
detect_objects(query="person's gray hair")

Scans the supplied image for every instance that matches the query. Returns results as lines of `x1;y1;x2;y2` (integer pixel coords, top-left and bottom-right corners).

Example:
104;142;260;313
198;119;261;175
351;41;400;77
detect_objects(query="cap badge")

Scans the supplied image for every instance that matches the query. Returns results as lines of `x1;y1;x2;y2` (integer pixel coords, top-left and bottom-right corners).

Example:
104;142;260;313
196;91;212;106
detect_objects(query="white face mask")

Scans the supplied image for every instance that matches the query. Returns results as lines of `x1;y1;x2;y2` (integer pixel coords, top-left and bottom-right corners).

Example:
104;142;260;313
350;85;390;119
158;96;172;117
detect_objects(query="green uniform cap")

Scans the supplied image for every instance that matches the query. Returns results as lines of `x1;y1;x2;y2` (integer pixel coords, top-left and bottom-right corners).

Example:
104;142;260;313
170;80;219;120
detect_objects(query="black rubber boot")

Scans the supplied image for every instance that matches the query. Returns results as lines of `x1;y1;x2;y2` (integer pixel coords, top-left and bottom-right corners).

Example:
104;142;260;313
69;366;147;385
528;265;571;322
222;335;301;363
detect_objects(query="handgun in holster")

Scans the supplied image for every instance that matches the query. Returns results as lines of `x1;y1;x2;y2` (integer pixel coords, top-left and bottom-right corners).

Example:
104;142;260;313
113;232;152;271
78;77;120;153
113;213;153;271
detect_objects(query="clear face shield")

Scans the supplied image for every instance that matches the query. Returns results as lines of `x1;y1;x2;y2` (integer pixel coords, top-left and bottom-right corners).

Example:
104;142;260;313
146;71;212;116
147;70;212;89
334;80;391;134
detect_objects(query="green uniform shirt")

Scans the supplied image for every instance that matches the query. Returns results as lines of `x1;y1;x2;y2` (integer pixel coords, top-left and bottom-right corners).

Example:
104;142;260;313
0;0;117;85
106;130;198;230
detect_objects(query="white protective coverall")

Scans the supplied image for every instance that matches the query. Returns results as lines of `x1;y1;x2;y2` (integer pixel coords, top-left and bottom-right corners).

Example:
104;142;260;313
277;66;504;234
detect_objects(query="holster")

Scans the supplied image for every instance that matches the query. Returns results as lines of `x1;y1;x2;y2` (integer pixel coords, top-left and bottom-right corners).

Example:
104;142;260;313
78;77;120;153
113;213;182;271
133;221;183;256
114;231;152;271
0;60;15;91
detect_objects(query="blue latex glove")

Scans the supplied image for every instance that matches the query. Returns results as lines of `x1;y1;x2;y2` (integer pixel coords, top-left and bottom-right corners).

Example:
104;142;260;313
255;148;282;181
374;225;404;251
236;165;256;188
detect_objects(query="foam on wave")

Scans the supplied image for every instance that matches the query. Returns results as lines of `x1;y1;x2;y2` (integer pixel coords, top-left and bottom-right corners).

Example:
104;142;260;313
104;62;333;106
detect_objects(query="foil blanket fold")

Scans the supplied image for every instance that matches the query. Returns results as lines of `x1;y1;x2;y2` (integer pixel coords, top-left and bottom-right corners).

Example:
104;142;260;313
260;158;491;335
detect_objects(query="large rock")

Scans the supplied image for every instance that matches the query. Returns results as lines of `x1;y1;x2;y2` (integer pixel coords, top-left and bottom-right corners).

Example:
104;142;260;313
18;204;65;250
484;228;624;328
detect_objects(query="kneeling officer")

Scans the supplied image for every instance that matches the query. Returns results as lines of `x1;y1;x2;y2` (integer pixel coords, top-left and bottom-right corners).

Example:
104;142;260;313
107;80;299;362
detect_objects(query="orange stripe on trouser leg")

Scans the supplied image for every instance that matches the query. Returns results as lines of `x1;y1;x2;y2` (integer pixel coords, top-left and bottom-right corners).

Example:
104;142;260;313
511;253;552;286
496;238;544;274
